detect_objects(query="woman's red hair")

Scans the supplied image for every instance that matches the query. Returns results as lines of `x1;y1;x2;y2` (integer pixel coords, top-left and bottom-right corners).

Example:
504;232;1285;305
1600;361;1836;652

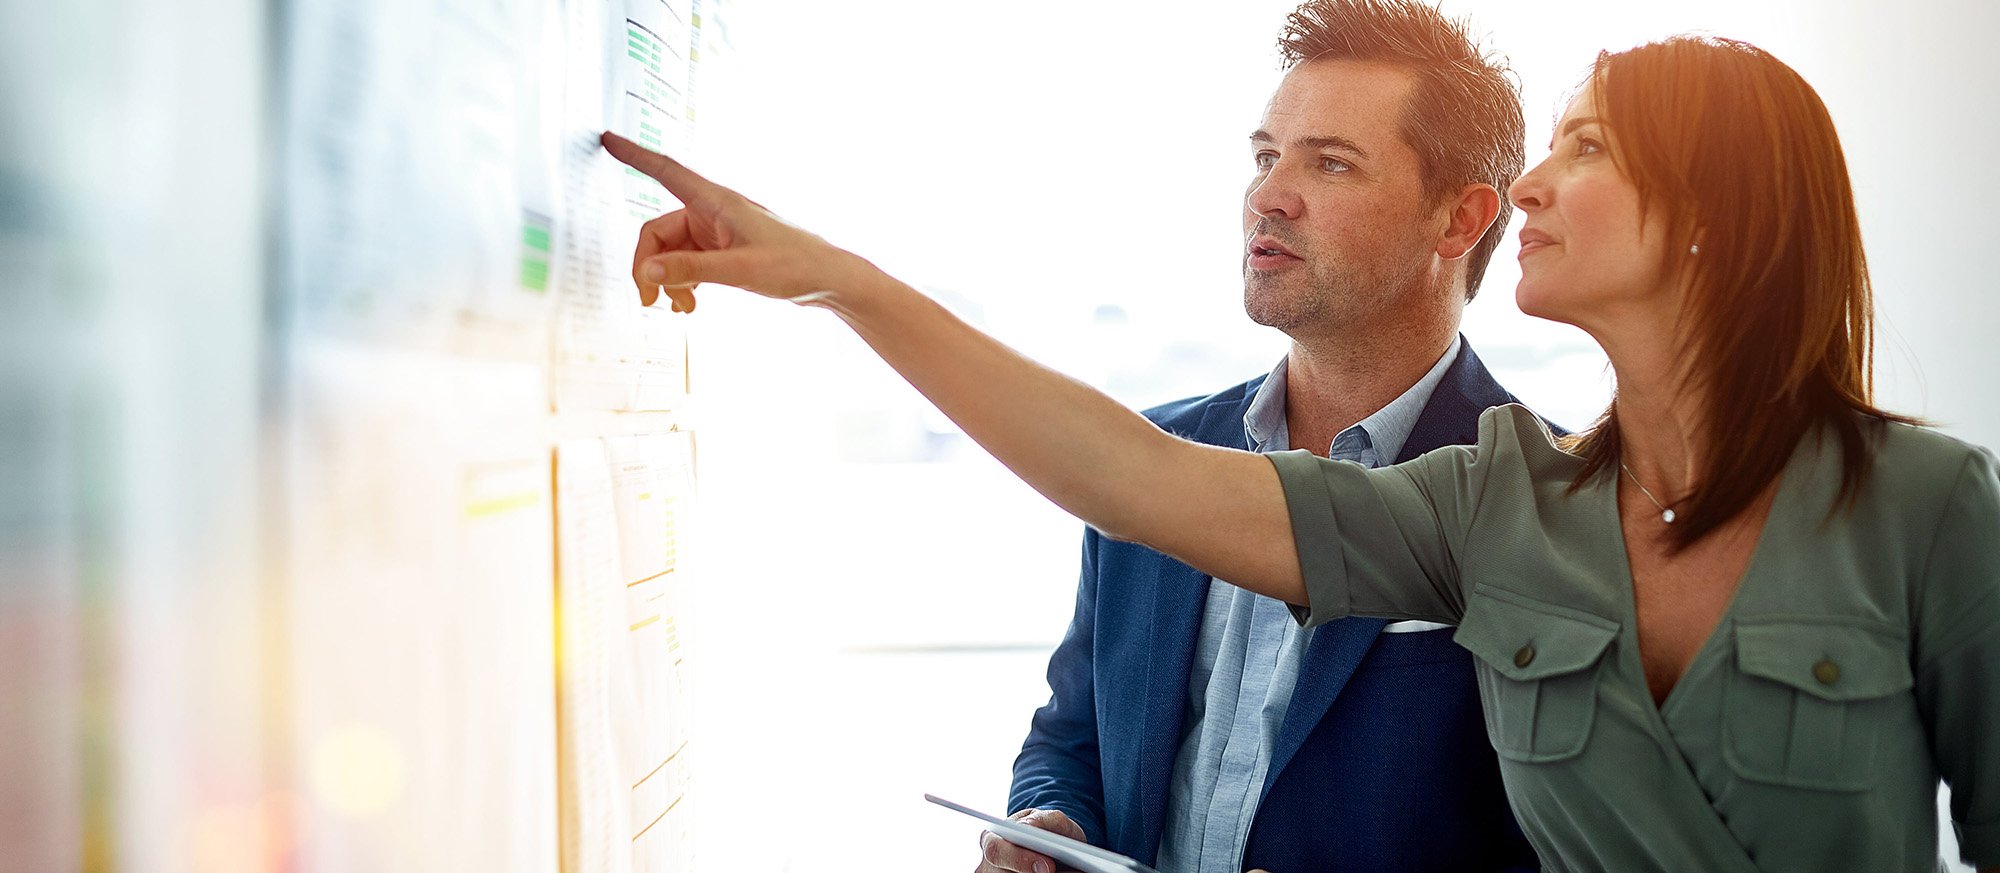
1564;36;1916;550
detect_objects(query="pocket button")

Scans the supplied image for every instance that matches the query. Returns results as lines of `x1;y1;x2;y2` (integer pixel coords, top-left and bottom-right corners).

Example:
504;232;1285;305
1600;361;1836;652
1514;644;1536;668
1726;619;1912;790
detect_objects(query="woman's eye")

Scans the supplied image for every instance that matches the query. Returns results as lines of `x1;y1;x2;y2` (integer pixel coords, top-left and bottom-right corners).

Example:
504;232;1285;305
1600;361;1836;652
1320;156;1351;173
1577;137;1603;156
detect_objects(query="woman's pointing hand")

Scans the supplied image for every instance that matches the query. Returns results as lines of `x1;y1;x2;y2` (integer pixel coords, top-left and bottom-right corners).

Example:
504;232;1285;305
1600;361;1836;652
600;131;869;311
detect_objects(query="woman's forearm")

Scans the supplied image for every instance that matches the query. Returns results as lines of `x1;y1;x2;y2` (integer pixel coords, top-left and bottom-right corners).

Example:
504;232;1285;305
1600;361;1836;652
820;262;1175;538
818;258;1307;604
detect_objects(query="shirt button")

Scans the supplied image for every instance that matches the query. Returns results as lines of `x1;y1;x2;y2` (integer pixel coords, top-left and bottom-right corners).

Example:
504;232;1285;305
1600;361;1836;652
1514;644;1536;668
1813;659;1841;685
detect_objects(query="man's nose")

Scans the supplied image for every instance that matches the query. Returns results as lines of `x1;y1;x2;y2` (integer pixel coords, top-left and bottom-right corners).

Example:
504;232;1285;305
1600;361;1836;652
1246;168;1302;220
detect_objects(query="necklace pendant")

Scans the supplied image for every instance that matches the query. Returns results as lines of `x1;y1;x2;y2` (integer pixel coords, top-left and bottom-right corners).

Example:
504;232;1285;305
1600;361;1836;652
1662;508;1677;524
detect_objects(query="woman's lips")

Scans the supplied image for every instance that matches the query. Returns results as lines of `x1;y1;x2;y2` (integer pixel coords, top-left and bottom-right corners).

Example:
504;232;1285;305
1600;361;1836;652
1517;229;1558;259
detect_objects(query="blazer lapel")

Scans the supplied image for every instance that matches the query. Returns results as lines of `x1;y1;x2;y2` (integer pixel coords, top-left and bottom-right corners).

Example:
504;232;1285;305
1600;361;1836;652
1401;336;1522;460
1130;380;1262;855
1261;338;1516;796
1132;550;1211;855
1263;613;1389;793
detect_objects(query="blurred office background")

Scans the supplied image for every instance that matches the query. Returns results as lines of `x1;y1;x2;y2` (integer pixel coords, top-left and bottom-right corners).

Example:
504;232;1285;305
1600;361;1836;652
3;0;1994;870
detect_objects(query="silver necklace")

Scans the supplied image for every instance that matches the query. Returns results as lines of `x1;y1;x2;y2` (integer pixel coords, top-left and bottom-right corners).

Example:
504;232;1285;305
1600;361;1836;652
1620;462;1678;524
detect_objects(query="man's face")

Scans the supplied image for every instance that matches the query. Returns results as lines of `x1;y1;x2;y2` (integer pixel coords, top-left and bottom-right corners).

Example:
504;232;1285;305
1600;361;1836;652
1243;59;1440;334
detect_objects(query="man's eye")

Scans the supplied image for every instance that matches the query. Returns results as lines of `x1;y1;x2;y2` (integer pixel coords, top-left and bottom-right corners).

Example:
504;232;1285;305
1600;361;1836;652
1320;156;1351;173
1254;151;1277;170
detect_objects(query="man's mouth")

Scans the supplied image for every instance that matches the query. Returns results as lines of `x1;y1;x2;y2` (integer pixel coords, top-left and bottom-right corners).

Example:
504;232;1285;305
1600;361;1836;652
1248;236;1299;261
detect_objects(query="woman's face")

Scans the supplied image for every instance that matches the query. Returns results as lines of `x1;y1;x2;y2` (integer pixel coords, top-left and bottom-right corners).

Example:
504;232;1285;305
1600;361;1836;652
1508;84;1677;333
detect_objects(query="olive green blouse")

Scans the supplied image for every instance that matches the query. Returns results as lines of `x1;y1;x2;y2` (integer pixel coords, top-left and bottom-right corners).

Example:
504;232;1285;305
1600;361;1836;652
1269;404;2000;872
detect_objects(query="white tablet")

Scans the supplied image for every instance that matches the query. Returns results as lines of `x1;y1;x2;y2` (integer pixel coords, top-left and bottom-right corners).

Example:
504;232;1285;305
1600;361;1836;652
925;794;1161;873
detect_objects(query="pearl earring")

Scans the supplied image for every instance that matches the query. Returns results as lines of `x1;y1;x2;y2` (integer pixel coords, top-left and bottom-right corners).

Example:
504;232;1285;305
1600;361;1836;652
1689;244;1700;255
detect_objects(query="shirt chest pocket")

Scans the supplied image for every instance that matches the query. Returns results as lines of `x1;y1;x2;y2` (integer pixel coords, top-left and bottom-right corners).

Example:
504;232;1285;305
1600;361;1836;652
1455;586;1619;763
1723;617;1913;791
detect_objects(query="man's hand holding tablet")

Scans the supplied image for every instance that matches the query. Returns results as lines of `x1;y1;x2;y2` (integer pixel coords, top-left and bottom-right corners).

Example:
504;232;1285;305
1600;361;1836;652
928;795;1151;873
974;807;1087;873
930;794;1289;873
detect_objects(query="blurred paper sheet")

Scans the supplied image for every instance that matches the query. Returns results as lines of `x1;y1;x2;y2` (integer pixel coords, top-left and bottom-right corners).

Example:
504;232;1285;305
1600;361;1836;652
285;346;558;872
557;430;696;873
282;0;552;356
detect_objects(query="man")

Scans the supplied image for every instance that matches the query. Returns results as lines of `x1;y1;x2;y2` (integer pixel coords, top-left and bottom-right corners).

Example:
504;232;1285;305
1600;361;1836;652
985;2;1540;871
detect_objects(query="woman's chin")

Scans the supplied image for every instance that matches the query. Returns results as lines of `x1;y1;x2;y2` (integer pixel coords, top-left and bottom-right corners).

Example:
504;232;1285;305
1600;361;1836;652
1513;281;1569;323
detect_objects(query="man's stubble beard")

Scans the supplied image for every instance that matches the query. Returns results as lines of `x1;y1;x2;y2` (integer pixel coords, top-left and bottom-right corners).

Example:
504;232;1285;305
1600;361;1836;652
1242;250;1431;339
1241;213;1438;338
1243;261;1339;333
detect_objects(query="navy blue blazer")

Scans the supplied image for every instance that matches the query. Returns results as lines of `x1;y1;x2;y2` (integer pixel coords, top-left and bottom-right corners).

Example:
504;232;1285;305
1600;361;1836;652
1010;340;1541;872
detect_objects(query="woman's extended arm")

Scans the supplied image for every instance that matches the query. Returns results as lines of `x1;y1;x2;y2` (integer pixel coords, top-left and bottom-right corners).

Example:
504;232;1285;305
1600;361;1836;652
600;132;1306;604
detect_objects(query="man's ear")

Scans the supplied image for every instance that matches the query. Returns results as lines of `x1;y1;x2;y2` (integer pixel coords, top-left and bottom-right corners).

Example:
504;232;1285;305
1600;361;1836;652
1434;183;1502;261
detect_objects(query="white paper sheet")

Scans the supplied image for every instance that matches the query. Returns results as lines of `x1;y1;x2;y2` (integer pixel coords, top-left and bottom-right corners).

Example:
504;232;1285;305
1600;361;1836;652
556;430;696;873
549;0;694;413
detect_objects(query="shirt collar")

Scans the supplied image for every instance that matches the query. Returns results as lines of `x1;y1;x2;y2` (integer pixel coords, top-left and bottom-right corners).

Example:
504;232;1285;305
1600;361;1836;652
1242;335;1462;462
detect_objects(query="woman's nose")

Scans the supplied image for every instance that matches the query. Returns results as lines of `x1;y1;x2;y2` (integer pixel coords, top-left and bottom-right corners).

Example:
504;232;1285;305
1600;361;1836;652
1509;159;1550;212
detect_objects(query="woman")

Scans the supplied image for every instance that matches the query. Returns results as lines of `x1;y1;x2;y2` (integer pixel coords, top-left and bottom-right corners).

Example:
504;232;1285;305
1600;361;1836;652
602;36;1998;871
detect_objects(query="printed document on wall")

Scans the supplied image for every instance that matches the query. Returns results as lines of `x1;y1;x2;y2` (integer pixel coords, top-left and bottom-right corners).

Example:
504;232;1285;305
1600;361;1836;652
556;430;697;873
549;0;698;412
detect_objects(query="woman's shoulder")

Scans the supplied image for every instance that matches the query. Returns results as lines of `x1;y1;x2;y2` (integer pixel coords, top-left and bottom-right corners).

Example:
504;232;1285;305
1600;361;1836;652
1867;418;1998;500
1451;404;1588;485
1473;403;1583;458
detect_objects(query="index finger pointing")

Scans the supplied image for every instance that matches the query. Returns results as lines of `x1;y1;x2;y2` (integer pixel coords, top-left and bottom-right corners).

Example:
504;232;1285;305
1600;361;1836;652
600;131;716;203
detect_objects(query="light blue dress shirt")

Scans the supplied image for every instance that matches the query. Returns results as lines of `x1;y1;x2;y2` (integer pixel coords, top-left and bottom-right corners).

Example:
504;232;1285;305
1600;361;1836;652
1152;337;1460;873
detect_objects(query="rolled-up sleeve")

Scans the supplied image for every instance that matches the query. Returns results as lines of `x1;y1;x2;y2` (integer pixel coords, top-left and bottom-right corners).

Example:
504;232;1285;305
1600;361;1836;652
1268;434;1488;630
1915;447;2000;867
